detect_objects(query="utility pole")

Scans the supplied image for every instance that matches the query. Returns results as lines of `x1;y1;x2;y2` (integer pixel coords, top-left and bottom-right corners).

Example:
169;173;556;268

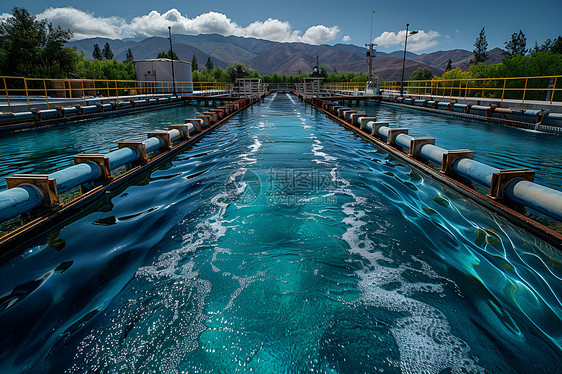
364;11;376;91
168;26;177;97
400;24;418;97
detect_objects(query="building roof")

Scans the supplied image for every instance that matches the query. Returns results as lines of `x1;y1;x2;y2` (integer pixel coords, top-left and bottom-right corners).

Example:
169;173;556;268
134;58;191;65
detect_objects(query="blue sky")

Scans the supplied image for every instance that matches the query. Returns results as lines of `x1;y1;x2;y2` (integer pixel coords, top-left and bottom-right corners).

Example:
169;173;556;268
1;1;561;53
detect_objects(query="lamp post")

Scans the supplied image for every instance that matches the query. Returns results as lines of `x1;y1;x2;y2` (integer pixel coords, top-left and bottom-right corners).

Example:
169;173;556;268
400;24;418;97
365;11;376;89
168;26;177;97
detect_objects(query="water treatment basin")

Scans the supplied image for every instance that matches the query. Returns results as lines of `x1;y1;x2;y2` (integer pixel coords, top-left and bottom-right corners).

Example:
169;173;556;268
0;93;560;373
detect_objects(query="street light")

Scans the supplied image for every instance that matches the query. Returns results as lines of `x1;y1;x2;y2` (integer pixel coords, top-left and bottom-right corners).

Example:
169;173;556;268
168;26;177;97
400;24;418;97
365;11;376;89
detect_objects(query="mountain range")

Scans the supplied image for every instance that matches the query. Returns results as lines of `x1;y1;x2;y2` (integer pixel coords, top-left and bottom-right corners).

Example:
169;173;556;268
68;34;505;81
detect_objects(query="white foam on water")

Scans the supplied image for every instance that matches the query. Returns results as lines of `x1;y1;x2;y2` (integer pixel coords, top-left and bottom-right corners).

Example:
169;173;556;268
239;135;262;164
248;135;262;153
311;138;337;164
332;164;485;373
223;272;266;311
211;247;231;272
66;164;257;372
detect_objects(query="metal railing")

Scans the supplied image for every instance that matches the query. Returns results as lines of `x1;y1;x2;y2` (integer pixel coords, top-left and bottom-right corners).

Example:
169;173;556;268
0;76;233;111
382;75;562;104
324;82;368;92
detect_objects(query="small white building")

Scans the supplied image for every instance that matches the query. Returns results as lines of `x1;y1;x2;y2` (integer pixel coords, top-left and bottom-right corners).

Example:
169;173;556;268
134;58;193;94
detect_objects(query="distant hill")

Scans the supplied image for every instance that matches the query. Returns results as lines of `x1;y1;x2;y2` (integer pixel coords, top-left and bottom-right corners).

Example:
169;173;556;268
67;34;504;80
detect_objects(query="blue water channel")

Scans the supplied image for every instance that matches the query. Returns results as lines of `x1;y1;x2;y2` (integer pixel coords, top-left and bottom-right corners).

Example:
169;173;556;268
0;104;211;189
0;93;561;373
351;101;562;192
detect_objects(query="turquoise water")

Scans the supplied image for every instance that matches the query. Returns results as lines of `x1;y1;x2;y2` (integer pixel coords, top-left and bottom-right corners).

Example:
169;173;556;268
0;104;210;189
0;93;561;373
355;101;562;191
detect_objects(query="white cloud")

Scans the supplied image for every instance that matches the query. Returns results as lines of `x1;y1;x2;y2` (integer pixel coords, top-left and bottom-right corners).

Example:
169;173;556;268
35;7;340;44
343;35;351;42
373;29;441;52
302;25;340;44
37;7;129;39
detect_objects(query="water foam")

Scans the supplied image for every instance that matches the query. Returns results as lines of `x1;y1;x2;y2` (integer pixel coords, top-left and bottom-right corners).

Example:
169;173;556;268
328;151;485;373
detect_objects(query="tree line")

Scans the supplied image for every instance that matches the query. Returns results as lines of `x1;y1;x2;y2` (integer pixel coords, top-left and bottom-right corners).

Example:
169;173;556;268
0;8;136;80
408;28;562;84
2;6;561;86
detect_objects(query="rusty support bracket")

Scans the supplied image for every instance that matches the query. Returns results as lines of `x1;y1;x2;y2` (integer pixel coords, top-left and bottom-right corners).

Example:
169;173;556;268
118;141;147;163
30;108;42;121
210;109;224;120
441;150;474;174
489;169;535;200
359;117;377;130
409;137;435;158
323;102;336;111
387;128;409;146
203;111;217;122
74;154;112;180
196;115;212;129
6;174;59;207
331;105;343;114
148;131;172;150
55;106;65;117
465;103;473;114
350;112;366;125
169;124;190;139
370;122;389;136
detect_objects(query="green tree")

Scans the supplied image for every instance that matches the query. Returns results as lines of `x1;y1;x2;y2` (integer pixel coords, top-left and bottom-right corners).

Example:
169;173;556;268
0;7;74;77
92;43;102;60
157;49;178;60
445;59;452;71
191;55;198;71
125;48;134;63
102;42;113;60
205;56;214;71
531;36;562;55
409;67;433;80
552;36;562;54
471;27;488;65
504;30;527;57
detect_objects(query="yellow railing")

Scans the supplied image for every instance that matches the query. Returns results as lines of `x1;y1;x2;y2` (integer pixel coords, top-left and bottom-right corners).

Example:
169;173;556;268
382;75;562;104
0;76;233;111
324;82;368;92
193;81;233;92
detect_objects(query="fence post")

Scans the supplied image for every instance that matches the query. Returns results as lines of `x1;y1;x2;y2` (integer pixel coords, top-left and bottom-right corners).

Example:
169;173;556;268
522;78;528;103
43;80;50;109
24;78;30;106
81;80;86;105
501;78;506;103
115;81;118;102
550;77;557;104
3;77;11;111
